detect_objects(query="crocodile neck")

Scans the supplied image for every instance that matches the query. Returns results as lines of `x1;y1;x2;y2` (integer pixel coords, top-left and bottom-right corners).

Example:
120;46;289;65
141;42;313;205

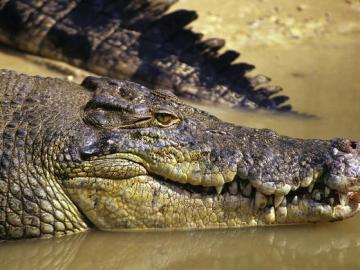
0;70;88;239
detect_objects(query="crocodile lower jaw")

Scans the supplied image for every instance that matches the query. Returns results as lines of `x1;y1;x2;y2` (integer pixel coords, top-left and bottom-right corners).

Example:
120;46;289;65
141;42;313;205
63;175;360;230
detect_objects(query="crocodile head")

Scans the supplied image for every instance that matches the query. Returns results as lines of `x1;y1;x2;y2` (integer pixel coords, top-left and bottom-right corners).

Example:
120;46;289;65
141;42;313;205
57;76;360;230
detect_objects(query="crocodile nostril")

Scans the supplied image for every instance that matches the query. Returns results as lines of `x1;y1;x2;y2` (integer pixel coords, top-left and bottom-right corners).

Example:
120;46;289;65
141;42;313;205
350;141;358;149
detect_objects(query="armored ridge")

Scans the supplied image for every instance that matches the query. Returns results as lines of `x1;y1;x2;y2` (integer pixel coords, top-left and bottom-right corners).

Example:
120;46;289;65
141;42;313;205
0;69;359;240
0;0;290;111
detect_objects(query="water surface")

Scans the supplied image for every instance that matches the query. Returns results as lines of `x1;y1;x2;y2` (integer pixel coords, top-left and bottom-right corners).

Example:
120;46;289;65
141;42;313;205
0;0;359;269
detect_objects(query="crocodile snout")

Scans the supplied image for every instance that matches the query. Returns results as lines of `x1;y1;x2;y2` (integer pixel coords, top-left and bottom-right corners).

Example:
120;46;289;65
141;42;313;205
325;139;360;193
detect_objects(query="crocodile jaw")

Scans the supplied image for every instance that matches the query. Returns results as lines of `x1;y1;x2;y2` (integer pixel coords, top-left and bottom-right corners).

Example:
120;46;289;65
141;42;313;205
62;172;360;230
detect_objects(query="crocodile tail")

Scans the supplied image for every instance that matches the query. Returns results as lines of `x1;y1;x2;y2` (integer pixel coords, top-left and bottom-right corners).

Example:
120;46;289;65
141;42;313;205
127;9;291;110
0;0;291;111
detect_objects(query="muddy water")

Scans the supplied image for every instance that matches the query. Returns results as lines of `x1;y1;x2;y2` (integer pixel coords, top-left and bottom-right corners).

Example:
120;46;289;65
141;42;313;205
1;222;360;270
0;0;360;269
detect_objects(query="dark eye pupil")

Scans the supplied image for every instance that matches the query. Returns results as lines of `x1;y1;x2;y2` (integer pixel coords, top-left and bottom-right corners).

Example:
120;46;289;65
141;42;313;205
156;113;178;125
159;115;171;123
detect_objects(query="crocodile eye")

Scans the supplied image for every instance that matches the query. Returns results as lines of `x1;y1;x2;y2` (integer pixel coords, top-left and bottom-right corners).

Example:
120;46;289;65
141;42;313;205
154;111;180;127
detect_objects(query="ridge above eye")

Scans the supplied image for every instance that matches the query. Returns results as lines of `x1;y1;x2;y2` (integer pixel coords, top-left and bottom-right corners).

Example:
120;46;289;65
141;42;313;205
85;96;132;112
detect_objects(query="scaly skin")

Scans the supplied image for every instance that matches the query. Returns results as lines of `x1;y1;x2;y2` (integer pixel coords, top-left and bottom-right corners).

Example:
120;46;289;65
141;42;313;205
0;0;291;111
0;69;359;240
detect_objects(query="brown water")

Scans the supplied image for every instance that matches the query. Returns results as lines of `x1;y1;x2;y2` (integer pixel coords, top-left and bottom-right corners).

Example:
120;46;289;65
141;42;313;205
0;0;360;269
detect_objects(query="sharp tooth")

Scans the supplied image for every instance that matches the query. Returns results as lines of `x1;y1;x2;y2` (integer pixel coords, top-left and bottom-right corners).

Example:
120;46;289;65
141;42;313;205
280;197;287;207
255;191;268;209
264;206;275;223
308;183;315;193
292;196;298;205
276;206;288;221
279;184;291;195
216;185;223;194
274;194;285;208
313;169;323;179
324;186;330;197
250;179;262;189
301;176;313;187
339;194;348;206
228;181;238;195
329;198;335;206
243;183;252;197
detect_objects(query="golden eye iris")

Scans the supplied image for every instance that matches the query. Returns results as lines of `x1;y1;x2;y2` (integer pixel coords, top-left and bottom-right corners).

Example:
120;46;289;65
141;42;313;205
154;111;179;126
157;114;172;125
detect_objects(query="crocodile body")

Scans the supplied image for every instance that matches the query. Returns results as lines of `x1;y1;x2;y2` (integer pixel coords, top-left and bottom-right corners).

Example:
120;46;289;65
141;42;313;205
0;0;291;111
0;69;359;240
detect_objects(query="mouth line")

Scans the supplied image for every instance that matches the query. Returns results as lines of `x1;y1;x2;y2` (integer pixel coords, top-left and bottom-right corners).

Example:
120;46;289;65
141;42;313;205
152;173;360;211
65;170;360;226
75;154;360;216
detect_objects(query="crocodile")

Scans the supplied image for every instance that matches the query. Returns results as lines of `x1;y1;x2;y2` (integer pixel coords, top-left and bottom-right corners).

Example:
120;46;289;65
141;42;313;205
0;69;359;240
0;0;291;111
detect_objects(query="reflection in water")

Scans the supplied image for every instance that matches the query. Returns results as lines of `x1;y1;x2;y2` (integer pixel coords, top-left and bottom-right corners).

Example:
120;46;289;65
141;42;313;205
1;215;360;270
0;234;86;270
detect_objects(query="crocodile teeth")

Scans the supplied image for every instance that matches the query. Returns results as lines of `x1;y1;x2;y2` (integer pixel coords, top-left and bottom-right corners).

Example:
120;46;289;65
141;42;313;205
274;194;285;208
324;186;331;197
280;197;287;207
276;206;287;221
292;196;299;205
243;183;252;197
228;181;238;195
255;191;267;209
301;176;313;187
329;198;335;206
278;184;291;195
264;206;275;223
216;186;223;194
308;183;315;193
339;194;348;206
